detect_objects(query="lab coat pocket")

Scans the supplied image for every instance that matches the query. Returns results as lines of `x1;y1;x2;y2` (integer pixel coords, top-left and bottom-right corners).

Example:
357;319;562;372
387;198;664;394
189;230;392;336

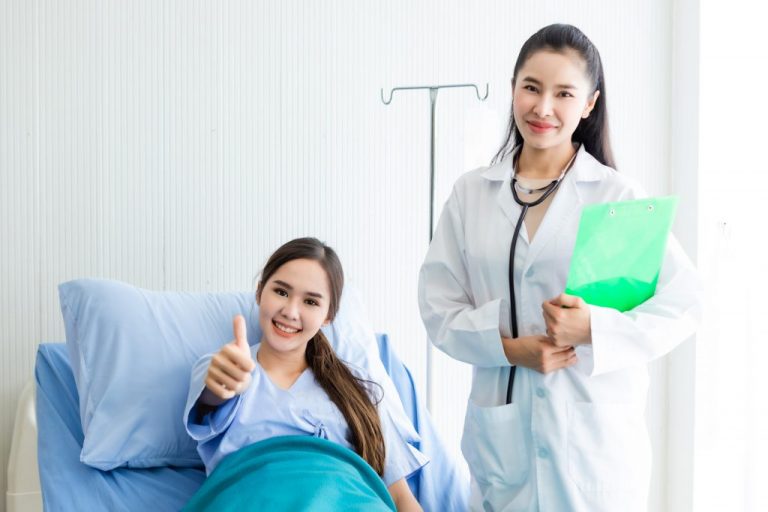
566;401;651;493
461;400;529;489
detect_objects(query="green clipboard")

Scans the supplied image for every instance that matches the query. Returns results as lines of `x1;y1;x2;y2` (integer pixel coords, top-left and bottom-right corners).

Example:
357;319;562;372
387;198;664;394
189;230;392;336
565;196;678;312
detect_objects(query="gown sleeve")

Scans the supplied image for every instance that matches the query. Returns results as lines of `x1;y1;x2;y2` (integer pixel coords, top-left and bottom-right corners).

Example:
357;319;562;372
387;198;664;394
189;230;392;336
380;408;430;486
418;187;511;367
183;352;243;443
347;364;430;487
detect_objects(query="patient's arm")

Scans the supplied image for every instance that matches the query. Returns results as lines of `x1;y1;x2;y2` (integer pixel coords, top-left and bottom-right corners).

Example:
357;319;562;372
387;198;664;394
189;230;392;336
387;478;422;512
193;388;227;422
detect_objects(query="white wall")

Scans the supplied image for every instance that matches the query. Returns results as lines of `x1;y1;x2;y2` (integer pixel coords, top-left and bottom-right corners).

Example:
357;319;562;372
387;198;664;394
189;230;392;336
1;1;680;510
694;1;768;510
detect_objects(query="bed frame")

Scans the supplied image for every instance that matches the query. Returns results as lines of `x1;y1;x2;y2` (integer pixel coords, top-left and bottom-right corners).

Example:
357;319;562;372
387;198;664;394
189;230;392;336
6;379;43;512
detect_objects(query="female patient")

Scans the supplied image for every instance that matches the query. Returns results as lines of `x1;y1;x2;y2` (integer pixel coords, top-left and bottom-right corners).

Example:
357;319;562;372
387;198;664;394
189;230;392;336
184;237;425;511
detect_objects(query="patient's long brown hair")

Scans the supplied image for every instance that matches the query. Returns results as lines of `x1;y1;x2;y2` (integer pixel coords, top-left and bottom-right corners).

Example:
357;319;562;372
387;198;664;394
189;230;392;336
256;237;386;475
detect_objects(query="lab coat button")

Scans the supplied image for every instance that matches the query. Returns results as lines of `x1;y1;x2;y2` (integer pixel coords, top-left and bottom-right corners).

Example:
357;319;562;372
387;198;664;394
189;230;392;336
537;447;549;458
536;388;546;398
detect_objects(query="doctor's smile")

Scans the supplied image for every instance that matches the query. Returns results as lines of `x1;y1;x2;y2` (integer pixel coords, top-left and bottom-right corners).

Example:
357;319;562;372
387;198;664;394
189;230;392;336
526;120;558;133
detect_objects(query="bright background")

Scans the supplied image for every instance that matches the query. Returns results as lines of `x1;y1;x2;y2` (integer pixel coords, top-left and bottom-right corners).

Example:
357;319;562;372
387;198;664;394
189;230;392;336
2;1;763;511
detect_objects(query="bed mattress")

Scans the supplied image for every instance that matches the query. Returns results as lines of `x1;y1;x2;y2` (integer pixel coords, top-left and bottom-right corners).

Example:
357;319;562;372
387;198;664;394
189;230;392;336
35;343;206;511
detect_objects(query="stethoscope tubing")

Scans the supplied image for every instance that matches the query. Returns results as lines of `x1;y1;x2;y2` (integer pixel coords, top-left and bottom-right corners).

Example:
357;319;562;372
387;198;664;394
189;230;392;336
503;143;581;405
505;179;562;404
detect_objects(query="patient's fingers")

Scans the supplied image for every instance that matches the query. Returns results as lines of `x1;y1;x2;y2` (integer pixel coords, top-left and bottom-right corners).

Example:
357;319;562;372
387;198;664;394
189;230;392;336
208;365;247;393
211;351;251;381
221;342;256;372
205;374;236;400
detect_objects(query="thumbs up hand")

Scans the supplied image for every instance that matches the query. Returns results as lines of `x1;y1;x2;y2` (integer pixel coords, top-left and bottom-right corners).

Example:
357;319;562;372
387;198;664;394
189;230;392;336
204;315;257;401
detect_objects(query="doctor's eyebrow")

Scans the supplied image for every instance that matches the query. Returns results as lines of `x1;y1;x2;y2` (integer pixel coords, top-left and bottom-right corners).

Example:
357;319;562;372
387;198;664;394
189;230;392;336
520;76;578;90
273;279;324;299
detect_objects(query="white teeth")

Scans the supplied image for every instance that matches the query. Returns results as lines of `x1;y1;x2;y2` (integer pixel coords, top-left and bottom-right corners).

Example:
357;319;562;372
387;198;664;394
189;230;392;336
274;321;299;334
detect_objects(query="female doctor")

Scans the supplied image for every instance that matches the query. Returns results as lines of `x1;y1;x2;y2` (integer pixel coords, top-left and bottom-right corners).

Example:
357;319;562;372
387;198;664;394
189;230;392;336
418;24;702;512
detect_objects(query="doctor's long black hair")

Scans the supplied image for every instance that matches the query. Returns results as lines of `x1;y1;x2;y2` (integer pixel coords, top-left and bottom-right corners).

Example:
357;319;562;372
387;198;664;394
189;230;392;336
492;23;616;169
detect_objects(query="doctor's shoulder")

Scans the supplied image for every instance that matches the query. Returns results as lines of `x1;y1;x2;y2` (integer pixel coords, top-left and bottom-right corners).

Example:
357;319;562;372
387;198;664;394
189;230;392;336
449;159;509;201
579;151;648;203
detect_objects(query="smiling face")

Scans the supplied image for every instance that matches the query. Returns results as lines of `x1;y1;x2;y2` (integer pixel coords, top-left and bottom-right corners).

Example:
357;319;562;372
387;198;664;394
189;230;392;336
512;49;599;153
256;258;332;359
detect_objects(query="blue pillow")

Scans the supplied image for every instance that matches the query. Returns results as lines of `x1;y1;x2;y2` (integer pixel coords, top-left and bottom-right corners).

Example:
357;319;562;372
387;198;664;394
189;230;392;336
59;279;419;470
59;279;261;469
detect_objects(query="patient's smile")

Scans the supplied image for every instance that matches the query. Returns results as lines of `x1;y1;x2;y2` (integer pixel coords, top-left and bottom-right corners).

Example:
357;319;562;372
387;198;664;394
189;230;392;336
273;320;301;335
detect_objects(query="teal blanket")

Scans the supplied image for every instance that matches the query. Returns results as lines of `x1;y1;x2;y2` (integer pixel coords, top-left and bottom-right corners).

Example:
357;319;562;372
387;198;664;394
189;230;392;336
183;436;396;511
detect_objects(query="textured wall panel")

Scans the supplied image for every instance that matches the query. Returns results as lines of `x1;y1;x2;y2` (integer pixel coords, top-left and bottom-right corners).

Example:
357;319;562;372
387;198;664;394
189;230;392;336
1;0;39;508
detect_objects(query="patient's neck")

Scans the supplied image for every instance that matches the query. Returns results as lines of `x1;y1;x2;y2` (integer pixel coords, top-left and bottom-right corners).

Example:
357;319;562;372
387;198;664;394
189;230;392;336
256;344;308;390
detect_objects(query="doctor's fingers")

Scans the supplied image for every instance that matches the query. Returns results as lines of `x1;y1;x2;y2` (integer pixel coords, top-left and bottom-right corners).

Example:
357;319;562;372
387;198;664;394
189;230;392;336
207;364;250;394
557;350;579;368
540;349;578;373
546;329;573;348
537;337;574;353
541;308;562;334
541;300;564;320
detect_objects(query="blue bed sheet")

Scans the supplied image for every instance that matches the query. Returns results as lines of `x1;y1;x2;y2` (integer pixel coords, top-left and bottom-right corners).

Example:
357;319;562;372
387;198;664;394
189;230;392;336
35;343;206;511
377;334;469;511
36;337;468;511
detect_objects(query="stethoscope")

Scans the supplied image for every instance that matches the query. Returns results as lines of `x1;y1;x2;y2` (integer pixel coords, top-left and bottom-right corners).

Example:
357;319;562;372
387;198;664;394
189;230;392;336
505;146;579;404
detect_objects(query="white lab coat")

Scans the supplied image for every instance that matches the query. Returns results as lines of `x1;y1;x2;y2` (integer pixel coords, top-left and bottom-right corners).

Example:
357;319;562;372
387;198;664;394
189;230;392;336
418;146;702;512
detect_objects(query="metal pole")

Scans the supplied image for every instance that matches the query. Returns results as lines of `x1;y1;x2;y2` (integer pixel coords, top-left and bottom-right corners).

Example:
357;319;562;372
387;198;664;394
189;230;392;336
381;83;489;412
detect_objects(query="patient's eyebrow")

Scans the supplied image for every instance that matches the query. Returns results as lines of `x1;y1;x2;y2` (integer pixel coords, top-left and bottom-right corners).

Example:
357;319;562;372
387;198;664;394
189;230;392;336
273;279;324;299
521;76;578;90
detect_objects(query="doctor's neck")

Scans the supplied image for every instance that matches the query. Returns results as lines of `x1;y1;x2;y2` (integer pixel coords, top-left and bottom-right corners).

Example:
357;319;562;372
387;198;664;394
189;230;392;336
516;142;578;180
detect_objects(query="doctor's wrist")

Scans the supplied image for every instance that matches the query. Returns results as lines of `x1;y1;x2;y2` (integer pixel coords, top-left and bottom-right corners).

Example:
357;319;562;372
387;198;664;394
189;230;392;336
501;336;520;365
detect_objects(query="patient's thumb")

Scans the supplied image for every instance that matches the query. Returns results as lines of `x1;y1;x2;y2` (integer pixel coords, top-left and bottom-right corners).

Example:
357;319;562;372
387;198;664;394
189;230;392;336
233;315;249;352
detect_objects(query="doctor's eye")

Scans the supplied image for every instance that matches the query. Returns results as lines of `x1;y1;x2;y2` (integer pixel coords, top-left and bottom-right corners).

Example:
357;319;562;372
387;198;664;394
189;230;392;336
304;298;320;307
272;287;288;297
558;90;575;98
523;85;539;93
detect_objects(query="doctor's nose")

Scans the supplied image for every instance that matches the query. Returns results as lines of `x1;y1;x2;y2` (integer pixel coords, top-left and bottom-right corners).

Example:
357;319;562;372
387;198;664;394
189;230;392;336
533;95;553;117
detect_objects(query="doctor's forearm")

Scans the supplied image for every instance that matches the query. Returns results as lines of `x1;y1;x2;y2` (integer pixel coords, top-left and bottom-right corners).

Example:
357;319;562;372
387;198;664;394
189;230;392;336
502;335;578;373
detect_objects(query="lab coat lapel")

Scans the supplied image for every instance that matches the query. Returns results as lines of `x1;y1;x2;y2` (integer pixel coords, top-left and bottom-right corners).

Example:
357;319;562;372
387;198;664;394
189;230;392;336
495;176;530;244
521;162;584;273
487;150;530;244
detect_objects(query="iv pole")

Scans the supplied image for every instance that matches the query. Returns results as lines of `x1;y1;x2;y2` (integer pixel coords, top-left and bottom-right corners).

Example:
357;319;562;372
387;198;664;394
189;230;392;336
381;83;489;411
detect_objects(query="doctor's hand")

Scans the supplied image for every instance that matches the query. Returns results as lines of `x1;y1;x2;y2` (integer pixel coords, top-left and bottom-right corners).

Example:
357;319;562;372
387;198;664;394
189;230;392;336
202;315;256;405
542;293;592;347
502;335;578;374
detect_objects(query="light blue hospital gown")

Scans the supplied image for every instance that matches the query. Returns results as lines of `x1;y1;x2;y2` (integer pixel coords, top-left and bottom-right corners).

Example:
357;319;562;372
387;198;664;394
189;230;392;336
184;343;429;486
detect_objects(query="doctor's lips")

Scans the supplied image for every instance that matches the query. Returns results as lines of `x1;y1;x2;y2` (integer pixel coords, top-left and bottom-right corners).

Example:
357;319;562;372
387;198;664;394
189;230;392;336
527;120;557;133
272;320;302;337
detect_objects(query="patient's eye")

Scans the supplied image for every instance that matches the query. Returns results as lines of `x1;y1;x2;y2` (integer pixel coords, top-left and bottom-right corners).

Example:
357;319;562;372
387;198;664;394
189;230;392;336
305;298;319;306
273;288;288;297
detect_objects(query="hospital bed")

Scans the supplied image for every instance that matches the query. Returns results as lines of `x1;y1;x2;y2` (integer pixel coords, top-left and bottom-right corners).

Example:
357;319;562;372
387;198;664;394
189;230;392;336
7;334;467;511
